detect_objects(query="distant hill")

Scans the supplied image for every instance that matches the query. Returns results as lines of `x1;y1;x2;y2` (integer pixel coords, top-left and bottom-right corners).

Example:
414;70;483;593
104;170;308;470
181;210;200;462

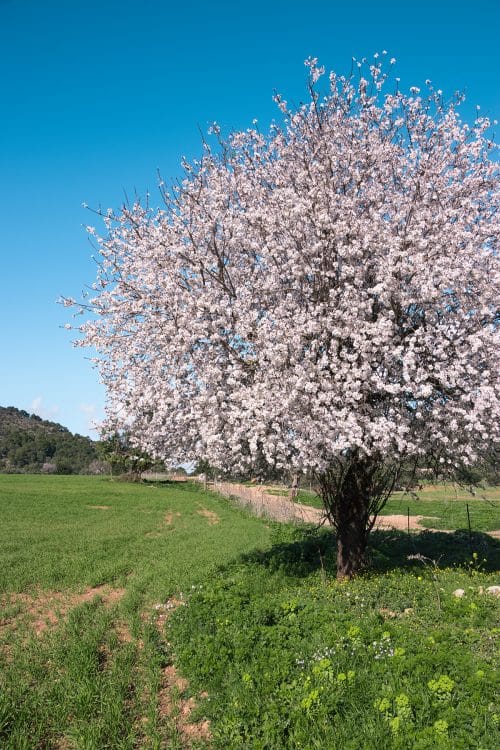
0;406;99;474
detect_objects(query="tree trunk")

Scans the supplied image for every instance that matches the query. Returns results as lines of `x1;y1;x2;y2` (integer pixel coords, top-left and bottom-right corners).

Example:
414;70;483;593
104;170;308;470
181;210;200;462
319;458;373;580
335;502;369;579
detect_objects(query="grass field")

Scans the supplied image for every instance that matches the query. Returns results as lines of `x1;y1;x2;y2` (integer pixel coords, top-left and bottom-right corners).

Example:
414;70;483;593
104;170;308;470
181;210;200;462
0;475;272;749
0;475;499;749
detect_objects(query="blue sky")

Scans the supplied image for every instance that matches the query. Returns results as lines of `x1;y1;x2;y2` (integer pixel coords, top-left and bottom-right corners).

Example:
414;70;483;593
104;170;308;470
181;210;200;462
1;0;498;437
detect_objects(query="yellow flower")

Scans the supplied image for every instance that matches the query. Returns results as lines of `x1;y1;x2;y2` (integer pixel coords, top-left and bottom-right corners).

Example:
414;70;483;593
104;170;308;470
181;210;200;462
433;719;449;735
389;716;401;733
374;697;391;713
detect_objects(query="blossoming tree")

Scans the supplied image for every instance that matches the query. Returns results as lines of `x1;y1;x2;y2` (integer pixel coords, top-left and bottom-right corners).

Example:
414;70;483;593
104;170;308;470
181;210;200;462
67;56;499;578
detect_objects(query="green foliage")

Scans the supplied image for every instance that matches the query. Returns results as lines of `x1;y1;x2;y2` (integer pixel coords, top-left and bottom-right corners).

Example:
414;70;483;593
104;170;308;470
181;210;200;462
1;476;499;748
0;406;97;474
455;450;499;486
194;458;216;479
168;524;500;749
96;433;156;479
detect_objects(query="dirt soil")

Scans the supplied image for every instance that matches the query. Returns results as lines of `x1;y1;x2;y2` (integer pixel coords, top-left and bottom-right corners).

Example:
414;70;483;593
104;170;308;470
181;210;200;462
0;585;125;636
196;507;220;525
152;597;212;745
373;514;439;531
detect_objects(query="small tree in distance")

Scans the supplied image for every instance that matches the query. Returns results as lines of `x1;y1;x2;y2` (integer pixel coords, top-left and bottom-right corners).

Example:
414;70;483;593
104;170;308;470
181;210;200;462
97;433;154;481
65;55;499;578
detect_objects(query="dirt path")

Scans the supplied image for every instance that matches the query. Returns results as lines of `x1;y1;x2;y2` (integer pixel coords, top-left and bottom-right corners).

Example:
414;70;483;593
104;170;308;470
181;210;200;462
210;480;500;538
290;505;440;531
294;503;500;537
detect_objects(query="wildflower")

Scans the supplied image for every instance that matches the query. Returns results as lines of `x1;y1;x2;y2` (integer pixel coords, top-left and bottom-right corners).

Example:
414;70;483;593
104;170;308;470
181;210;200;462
312;658;333;679
374;697;391;713
395;693;412;721
433;719;449;735
372;632;396;659
301;688;320;711
428;675;455;702
389;716;401;733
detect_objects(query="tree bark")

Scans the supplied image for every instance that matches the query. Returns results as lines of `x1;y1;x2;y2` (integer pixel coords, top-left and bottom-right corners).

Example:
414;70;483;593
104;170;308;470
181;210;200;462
319;458;374;580
335;500;369;579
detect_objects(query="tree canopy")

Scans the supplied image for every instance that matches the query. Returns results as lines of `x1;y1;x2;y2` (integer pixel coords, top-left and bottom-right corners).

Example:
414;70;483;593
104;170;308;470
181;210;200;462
67;56;499;576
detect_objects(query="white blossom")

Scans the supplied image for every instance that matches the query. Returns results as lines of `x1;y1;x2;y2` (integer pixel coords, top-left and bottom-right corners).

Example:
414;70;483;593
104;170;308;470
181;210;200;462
67;57;499;483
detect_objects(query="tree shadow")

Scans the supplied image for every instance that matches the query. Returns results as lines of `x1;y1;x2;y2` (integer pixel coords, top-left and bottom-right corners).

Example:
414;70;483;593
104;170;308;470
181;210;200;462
239;527;500;578
368;528;500;573
141;478;193;488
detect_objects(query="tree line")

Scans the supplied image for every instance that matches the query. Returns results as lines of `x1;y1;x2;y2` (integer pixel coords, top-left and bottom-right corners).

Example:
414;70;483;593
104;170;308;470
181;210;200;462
0;406;173;477
0;406;100;474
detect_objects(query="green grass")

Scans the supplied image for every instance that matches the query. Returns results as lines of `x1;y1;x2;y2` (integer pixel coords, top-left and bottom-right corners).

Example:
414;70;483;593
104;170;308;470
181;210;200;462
169;525;500;749
384;485;500;532
0;475;499;749
0;475;272;749
0;475;271;595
